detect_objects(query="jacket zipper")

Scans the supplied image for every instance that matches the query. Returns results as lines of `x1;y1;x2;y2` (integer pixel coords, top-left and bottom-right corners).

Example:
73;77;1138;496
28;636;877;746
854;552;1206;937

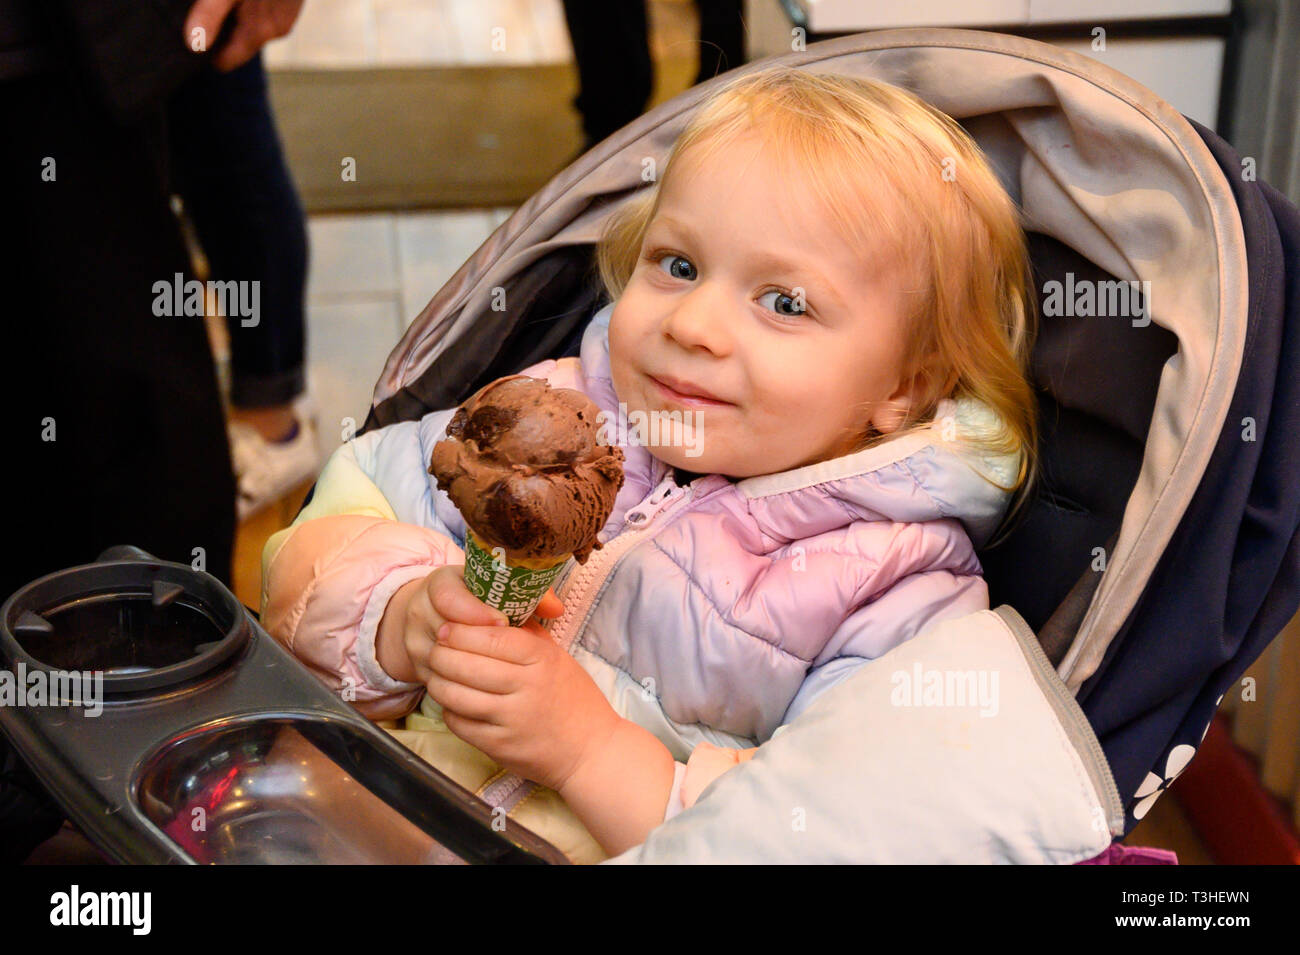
481;477;712;814
546;475;700;653
480;476;697;814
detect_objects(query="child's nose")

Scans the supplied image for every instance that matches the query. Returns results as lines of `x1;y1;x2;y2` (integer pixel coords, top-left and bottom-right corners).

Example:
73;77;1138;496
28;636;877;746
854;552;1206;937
663;286;732;355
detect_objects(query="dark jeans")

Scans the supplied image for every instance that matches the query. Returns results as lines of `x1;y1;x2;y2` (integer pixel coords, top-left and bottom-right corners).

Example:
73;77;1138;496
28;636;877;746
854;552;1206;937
168;51;308;409
694;0;747;86
1;64;236;862
561;0;746;150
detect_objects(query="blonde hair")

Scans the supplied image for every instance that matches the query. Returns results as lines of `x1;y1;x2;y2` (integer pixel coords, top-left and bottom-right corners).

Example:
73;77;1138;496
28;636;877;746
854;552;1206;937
595;66;1039;539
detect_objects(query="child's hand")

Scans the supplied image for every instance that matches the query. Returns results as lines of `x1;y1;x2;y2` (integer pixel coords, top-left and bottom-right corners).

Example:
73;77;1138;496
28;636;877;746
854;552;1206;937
401;565;509;685
426;611;622;793
377;564;562;685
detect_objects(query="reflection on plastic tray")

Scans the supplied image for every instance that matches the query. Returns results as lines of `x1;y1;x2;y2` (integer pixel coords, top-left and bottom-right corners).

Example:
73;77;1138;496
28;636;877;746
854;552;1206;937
137;719;467;865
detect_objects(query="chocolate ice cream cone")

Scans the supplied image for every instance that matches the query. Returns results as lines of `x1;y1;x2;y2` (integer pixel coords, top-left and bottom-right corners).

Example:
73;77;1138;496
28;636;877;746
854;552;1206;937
430;375;625;564
430;375;626;627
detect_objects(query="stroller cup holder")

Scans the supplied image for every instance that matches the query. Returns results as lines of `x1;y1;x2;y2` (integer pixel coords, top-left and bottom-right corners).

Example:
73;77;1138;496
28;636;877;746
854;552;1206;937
6;546;251;697
0;546;568;864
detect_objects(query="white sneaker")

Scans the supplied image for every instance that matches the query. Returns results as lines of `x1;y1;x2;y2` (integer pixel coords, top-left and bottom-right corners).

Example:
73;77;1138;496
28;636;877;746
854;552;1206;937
228;411;321;522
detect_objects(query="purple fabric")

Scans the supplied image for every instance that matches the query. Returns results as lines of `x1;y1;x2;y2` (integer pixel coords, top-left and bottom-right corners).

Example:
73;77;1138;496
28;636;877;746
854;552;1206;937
1077;843;1179;865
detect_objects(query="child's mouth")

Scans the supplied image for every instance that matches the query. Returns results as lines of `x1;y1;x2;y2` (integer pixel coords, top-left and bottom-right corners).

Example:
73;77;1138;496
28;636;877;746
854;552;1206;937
648;374;732;407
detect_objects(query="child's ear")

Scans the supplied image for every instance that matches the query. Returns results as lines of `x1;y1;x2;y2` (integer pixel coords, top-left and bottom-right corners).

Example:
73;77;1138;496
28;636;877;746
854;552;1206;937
868;392;913;435
870;357;948;434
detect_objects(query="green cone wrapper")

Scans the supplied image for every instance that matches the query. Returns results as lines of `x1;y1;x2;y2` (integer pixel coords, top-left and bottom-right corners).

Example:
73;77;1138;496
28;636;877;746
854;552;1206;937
462;529;570;627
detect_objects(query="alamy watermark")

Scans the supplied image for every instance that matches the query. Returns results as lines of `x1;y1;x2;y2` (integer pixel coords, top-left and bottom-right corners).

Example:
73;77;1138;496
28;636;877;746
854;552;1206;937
0;662;103;716
1042;272;1151;327
595;402;704;457
152;272;260;327
890;662;1000;717
50;885;150;935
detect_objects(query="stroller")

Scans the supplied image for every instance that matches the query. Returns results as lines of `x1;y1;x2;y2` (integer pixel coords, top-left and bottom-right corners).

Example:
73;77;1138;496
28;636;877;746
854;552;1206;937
349;28;1300;862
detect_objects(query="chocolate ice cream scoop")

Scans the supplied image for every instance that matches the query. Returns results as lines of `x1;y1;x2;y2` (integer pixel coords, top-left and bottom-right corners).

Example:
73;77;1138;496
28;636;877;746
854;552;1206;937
430;375;625;563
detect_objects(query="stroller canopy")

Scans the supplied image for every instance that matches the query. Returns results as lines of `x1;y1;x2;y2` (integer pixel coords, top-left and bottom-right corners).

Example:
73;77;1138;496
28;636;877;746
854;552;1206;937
363;29;1300;833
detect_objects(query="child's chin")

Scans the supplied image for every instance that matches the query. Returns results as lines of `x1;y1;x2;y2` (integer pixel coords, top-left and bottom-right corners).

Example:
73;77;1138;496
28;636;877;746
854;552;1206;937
646;448;688;466
648;447;712;471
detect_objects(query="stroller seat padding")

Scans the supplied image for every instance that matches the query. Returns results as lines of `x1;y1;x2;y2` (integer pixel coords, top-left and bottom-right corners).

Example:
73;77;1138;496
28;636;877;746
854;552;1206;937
981;232;1178;635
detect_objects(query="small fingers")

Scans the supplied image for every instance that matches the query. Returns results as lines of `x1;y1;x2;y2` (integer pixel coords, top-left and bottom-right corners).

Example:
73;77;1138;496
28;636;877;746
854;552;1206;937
534;588;565;619
401;591;445;677
428;566;509;627
440;707;498;748
425;672;505;723
437;621;536;665
520;618;557;641
428;643;518;694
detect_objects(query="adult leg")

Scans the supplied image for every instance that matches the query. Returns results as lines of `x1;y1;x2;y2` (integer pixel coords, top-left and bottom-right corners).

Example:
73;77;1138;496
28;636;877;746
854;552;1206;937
561;0;653;151
1;63;236;863
1;69;236;598
694;0;746;85
168;51;309;435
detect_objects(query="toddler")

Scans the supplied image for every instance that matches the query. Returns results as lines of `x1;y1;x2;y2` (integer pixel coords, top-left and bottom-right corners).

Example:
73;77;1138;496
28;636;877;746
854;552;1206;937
261;66;1038;863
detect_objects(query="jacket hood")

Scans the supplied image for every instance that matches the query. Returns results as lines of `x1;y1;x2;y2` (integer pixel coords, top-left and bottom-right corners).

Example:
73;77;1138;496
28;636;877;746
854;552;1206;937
580;303;1022;551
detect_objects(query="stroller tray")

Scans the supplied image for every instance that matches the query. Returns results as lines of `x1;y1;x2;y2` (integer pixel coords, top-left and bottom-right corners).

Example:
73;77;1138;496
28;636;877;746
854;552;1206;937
0;546;567;865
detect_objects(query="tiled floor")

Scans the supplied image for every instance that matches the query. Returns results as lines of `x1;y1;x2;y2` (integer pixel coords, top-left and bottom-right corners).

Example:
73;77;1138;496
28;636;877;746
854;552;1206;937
264;0;695;69
278;0;696;454
264;0;573;68
302;207;513;462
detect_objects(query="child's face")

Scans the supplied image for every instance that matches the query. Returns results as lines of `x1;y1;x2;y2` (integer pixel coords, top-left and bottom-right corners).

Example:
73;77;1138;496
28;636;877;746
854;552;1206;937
608;131;916;478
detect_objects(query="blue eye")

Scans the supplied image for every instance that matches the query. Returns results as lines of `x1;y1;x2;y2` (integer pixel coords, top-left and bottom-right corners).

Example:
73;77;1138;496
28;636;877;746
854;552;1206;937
758;289;807;318
657;254;697;280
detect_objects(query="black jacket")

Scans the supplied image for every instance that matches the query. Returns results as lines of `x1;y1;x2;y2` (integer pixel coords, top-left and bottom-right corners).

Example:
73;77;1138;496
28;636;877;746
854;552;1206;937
1;0;215;122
